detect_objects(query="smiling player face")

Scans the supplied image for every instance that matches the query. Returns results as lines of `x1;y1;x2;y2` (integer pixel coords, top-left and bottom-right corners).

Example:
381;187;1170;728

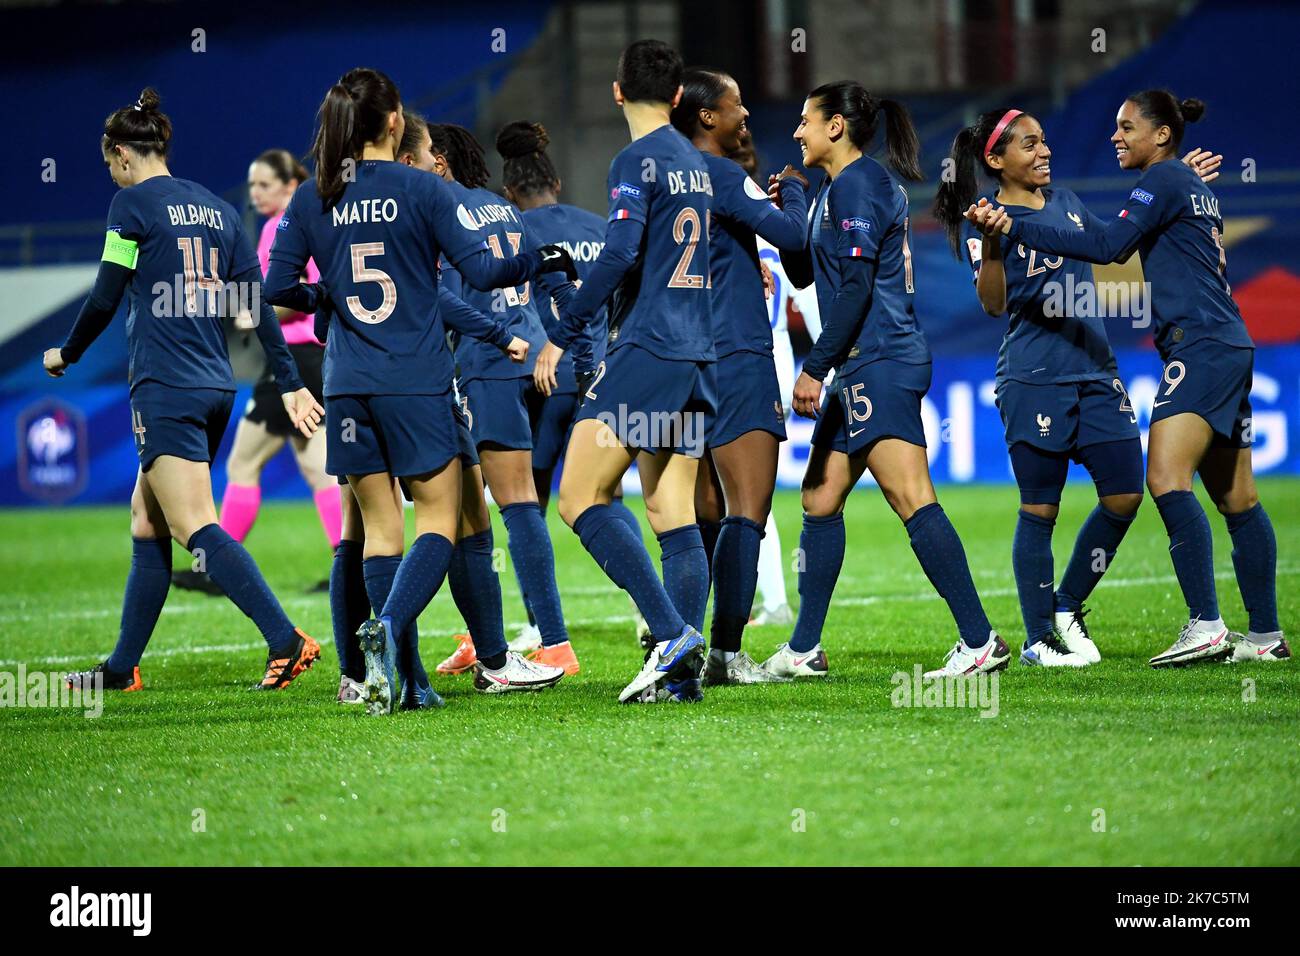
709;77;749;155
793;97;835;169
1112;99;1167;170
990;115;1052;190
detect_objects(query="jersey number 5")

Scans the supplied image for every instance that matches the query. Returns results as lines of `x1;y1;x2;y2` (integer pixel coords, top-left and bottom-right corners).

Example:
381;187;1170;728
346;242;397;324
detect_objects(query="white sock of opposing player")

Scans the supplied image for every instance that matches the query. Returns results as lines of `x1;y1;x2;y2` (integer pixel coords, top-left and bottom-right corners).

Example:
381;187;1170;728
756;511;788;612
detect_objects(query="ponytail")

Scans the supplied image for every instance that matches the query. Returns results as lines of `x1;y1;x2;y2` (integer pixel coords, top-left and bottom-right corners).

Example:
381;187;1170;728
932;108;1030;257
310;68;401;210
807;81;922;182
496;120;560;199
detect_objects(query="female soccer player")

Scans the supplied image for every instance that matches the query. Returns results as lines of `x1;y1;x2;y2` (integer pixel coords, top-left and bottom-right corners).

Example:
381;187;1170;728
935;110;1223;667
172;149;340;597
265;68;576;714
51;88;324;693
419;122;583;677
668;68;810;685
967;91;1288;667
533;39;715;703
758;81;1008;679
495;119;652;653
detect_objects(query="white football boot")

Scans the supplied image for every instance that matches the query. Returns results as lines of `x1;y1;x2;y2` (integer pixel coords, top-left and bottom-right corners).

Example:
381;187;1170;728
1055;606;1101;663
1148;618;1233;668
925;632;1011;678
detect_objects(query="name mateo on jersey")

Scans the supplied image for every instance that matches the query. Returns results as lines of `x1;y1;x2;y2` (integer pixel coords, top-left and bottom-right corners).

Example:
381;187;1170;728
332;198;400;227
166;203;225;229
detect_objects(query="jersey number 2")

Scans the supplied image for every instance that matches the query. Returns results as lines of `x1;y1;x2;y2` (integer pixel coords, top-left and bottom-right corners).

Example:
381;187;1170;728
668;208;709;289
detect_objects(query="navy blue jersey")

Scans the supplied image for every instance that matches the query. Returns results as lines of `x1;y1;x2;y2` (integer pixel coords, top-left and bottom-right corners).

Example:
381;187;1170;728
599;125;715;361
445;183;547;383
521;202;607;392
964;187;1118;386
105;177;261;390
705;154;808;358
808;156;929;371
269;161;487;397
1009;159;1253;357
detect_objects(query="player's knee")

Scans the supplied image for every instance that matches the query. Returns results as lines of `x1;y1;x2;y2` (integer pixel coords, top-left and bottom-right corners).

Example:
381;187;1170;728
1213;487;1258;516
882;482;935;522
1145;464;1187;498
1020;501;1060;521
1101;492;1143;518
556;489;588;529
800;483;838;518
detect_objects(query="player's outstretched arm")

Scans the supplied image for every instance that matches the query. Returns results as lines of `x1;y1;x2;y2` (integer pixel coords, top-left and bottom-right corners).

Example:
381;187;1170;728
48;253;134;376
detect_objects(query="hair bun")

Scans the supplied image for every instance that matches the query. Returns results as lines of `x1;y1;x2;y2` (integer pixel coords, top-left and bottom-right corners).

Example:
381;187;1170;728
1179;97;1206;123
136;87;162;112
496;121;549;160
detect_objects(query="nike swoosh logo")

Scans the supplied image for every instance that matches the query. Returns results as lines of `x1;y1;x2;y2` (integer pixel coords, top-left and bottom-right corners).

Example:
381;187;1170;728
975;646;992;667
1153;400;1172;407
792;655;812;667
849;427;865;438
1039;582;1053;589
1209;632;1225;647
1258;642;1280;655
485;672;509;685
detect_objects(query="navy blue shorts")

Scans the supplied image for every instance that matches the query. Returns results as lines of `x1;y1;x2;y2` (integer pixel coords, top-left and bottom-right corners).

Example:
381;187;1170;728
710;350;787;448
1150;342;1253;448
997;377;1140;454
811;359;930;456
461;377;539;452
532;391;579;472
453;391;479;467
575;344;716;458
1009;438;1145;505
326;391;459;479
129;381;234;472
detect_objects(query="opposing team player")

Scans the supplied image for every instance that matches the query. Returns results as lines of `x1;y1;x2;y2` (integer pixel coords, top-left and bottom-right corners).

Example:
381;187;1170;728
533;39;715;703
761;81;1009;679
52;89;324;693
967;91;1288;667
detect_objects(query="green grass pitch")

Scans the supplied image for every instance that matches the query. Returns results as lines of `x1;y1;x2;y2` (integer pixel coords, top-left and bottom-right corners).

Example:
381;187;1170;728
2;478;1297;866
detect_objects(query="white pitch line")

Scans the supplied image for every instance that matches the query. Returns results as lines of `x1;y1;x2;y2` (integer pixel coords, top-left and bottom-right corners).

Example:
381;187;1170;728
3;568;1294;668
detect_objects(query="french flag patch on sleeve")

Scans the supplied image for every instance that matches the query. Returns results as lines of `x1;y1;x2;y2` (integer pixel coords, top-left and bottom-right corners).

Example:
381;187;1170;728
1119;209;1129;218
849;246;865;256
614;209;631;220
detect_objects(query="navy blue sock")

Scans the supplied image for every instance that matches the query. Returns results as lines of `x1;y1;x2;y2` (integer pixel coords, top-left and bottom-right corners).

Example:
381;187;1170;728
362;554;429;695
1225;503;1279;634
906;503;992;649
379;533;454;639
574;504;684;641
698;519;722;582
710;516;764;653
330;540;369;682
187;524;296;654
608;497;645;546
1056;505;1135;612
106;537;172;672
789;513;845;654
450;528;508;661
501;502;568;647
657;524;709;633
1012;510;1056;645
1154;491;1219;621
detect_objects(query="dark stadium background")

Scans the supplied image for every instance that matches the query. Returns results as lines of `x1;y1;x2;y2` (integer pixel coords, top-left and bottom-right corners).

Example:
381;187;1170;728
3;0;1296;505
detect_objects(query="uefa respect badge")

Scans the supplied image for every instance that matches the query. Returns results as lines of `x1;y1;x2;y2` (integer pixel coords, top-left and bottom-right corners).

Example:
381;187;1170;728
16;397;88;504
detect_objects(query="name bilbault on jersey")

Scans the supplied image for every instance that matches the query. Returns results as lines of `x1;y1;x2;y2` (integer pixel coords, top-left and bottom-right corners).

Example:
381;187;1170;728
108;176;260;391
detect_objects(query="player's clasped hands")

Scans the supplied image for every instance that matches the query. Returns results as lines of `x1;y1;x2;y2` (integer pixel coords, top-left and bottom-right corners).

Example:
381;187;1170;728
281;388;324;438
766;164;810;206
964;196;1012;237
